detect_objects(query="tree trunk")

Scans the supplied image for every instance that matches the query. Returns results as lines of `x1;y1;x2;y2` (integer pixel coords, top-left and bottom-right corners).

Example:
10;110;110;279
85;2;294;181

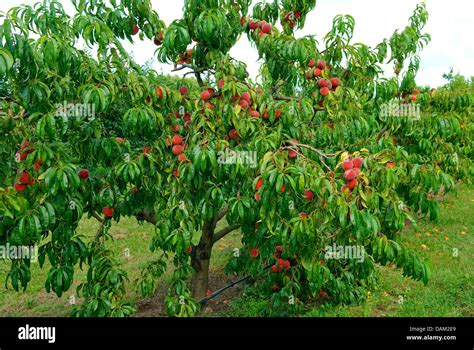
191;219;215;299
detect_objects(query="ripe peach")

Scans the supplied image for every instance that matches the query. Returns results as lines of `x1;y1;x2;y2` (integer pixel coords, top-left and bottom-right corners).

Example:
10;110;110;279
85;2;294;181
344;169;357;181
14;183;26;192
342;159;353;171
347;178;357;190
172;135;182;145
241;91;251;103
262;23;272;34
254;192;260;202
330;77;340;89
304;190;314;200
353;167;360;177
78;169;89;180
248;20;258;30
352;157;363;168
239;99;249;109
250;248;259;258
18;172;31;184
288;149;298;158
180;86;188;96
229;129;239;139
102;207;114;217
172;145;183;155
200;90;211;100
250;110;260;118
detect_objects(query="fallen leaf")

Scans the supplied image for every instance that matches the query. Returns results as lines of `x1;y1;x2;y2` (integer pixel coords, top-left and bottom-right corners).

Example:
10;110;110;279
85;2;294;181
444;236;449;241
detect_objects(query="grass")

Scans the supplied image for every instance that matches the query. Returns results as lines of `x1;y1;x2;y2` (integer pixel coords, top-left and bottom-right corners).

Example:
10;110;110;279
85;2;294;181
0;185;472;317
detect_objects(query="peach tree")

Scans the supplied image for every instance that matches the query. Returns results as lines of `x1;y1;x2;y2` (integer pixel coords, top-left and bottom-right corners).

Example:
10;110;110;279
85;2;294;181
0;0;472;316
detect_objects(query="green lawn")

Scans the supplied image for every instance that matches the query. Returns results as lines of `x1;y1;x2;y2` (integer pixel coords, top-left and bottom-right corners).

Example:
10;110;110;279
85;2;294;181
0;185;472;317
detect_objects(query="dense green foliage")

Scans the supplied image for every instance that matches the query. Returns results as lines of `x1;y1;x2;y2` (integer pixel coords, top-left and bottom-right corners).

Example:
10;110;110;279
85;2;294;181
0;0;472;317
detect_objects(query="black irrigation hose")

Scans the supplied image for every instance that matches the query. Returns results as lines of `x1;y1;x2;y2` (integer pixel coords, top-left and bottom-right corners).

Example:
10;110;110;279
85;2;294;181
198;264;273;305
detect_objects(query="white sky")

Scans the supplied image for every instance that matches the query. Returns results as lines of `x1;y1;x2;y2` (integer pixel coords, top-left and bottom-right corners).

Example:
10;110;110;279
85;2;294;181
1;0;473;88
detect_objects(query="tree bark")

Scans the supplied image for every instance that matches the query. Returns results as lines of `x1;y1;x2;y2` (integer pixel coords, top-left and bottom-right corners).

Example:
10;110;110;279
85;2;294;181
137;207;236;301
191;219;216;299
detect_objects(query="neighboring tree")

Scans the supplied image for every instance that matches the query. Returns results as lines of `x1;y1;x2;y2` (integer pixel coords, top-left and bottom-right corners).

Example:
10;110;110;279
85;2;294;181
0;0;472;316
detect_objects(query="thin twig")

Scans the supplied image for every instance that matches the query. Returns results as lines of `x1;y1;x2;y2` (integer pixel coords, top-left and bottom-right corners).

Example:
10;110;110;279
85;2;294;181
294;143;335;158
91;212;104;223
274;94;301;102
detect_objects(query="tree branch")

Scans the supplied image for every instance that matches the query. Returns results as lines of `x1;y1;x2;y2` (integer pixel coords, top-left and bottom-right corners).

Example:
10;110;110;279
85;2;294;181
171;64;191;72
172;64;214;75
91;212;104;223
293;143;335;158
271;79;286;93
376;127;387;140
213;205;229;225
195;71;204;87
283;143;335;173
213;224;241;244
136;210;158;225
274;94;301;102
